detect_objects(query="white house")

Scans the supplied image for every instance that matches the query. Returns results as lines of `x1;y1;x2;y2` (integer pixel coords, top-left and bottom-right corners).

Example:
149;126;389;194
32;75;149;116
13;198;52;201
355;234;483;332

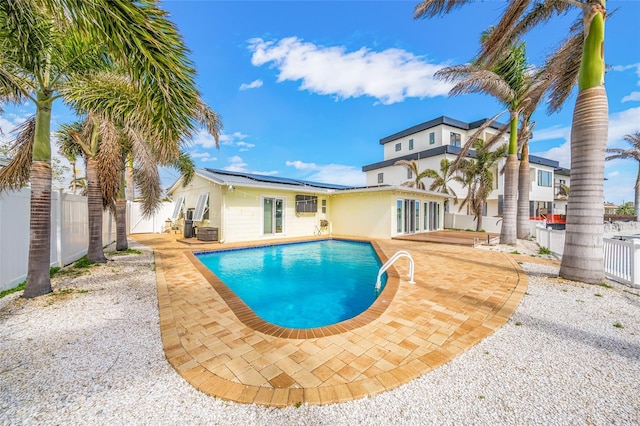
166;169;450;243
362;116;560;222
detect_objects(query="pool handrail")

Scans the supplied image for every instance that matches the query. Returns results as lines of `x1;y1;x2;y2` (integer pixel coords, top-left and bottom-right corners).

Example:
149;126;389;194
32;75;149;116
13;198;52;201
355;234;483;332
375;250;415;290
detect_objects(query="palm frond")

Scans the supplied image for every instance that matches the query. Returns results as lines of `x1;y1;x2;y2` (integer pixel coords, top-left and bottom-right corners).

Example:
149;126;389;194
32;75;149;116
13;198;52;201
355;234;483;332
541;30;583;113
413;0;473;19
0;116;35;192
450;110;508;171
475;0;532;66
175;151;196;187
127;127;163;217
95;118;123;209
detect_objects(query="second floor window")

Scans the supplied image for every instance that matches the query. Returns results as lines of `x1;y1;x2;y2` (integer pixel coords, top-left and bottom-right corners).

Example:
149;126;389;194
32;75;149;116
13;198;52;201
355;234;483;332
429;132;435;145
450;132;461;148
538;170;552;187
409;139;414;150
378;173;384;184
407;169;413;179
395;143;401;151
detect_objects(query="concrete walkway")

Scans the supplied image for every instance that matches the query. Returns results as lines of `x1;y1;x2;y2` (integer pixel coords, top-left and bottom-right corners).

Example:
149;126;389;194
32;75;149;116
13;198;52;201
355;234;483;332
132;234;527;407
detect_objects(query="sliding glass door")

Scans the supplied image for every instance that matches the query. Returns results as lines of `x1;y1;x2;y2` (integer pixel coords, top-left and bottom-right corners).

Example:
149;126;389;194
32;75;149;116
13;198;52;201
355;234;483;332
263;197;284;235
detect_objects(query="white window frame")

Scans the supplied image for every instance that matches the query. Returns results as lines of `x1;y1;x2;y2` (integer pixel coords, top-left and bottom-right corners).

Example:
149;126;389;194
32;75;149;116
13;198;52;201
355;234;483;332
262;196;285;235
170;195;185;220
193;192;209;221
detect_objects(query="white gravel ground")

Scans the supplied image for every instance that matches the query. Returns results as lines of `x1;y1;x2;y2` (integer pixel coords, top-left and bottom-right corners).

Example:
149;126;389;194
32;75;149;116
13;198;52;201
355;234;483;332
1;239;639;425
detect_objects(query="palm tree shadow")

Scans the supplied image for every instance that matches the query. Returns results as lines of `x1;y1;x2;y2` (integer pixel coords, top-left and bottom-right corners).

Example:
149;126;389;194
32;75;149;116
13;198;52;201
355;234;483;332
515;312;640;361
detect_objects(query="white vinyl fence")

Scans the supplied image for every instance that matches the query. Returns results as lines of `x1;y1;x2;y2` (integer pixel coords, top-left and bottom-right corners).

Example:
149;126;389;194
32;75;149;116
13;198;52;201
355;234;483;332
0;188;115;291
444;212;502;233
535;224;640;288
128;201;174;234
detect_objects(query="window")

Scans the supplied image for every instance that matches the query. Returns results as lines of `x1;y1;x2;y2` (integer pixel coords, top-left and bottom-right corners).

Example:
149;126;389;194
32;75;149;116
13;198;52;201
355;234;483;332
538;170;552;187
263;197;284;235
321;199;327;214
498;195;503;215
193;192;209;221
450;132;461;148
170;195;184;220
395;143;402;151
407;169;413;179
378;173;383;184
559;179;566;185
429;132;435;145
409;139;414;150
295;195;317;213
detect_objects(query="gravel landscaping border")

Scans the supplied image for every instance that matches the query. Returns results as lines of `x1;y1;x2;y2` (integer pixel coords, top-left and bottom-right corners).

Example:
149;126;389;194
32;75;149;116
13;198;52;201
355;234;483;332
1;239;638;425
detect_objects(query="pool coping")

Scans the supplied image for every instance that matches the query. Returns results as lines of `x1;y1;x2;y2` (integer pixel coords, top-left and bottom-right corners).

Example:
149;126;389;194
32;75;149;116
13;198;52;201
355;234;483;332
185;238;400;339
138;233;528;407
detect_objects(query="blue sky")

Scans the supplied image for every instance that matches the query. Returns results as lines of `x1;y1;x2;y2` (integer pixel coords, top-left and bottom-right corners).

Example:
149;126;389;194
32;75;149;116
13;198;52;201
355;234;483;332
1;1;640;204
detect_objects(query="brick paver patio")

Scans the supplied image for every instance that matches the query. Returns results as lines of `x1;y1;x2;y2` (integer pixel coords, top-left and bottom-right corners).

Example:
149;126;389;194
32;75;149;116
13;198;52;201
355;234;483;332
131;233;528;407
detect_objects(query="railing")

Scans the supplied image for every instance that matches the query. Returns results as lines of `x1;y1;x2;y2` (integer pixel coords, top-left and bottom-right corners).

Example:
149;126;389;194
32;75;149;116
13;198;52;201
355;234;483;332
375;250;415;290
604;238;640;288
535;224;640;288
535;224;566;256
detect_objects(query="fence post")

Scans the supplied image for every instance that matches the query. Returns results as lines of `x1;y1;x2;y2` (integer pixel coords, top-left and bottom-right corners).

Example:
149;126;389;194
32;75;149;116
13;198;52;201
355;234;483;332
56;188;63;267
633;240;640;288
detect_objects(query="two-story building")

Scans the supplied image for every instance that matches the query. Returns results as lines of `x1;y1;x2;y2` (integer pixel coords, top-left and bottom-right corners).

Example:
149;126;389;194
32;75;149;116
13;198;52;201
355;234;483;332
362;116;560;225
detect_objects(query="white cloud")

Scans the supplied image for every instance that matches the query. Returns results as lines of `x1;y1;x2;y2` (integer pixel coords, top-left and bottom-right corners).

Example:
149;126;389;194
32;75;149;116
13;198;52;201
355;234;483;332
285;160;365;186
608;107;640;145
621;92;640;103
532;106;640;167
285;160;317;170
0;113;30;145
611;63;640;103
248;37;452;105
190;151;217;163
190;129;219;149
223;156;278;175
608;170;620;178
239;79;264;91
236;141;255;152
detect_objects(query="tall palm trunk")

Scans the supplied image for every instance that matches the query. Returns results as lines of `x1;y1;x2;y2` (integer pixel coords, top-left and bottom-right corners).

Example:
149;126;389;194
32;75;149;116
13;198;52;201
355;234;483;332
115;199;127;250
24;163;52;298
476;200;484;231
500;114;519;244
116;167;128;251
125;154;134;202
24;96;53;298
559;2;607;284
517;141;531;239
86;157;107;263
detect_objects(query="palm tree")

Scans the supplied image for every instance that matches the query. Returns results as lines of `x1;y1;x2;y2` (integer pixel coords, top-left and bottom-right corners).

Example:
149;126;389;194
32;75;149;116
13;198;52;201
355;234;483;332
57;122;85;195
0;1;212;297
457;140;507;231
415;0;608;284
394;159;429;190
434;36;532;245
606;132;640;222
424;158;459;198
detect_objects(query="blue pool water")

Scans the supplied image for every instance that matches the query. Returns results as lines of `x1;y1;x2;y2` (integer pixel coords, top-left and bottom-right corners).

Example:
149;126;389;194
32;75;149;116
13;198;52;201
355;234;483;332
196;240;387;329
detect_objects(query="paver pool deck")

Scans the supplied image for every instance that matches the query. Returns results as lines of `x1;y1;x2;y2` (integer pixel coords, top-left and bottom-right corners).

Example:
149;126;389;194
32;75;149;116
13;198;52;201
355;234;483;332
131;233;528;407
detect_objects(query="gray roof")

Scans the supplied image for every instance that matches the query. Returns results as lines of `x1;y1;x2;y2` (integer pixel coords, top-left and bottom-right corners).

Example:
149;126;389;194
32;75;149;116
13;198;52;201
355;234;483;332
168;168;352;194
362;145;559;172
379;116;508;145
168;168;451;199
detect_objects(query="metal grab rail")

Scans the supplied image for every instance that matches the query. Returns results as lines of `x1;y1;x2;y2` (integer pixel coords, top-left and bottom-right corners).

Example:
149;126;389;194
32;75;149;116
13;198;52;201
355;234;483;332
375;250;416;290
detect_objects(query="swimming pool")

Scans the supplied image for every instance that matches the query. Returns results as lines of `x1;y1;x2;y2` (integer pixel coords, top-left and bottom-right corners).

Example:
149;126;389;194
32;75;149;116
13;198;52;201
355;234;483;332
195;240;387;329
